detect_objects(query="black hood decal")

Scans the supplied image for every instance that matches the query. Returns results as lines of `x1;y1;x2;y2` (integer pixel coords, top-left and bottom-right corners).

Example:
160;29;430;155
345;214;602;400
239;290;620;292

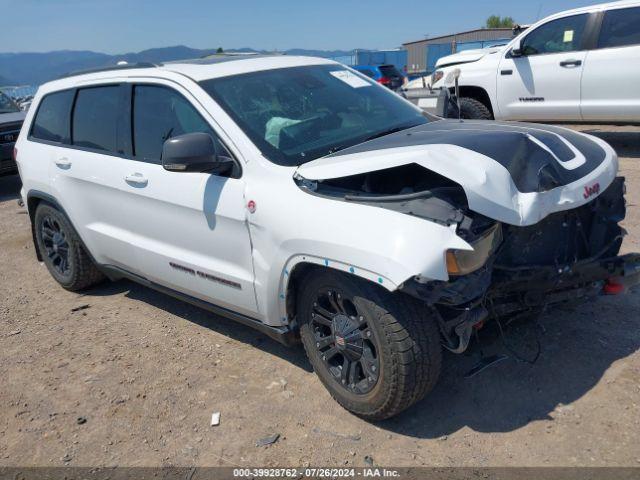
327;120;607;194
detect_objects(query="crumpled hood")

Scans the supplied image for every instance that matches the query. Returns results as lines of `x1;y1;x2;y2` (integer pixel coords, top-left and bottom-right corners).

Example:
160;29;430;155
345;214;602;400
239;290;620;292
296;121;618;226
435;46;504;68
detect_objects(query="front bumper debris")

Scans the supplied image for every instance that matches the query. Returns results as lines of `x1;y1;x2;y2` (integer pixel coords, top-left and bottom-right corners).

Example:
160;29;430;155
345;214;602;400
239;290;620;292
488;252;640;317
401;177;638;354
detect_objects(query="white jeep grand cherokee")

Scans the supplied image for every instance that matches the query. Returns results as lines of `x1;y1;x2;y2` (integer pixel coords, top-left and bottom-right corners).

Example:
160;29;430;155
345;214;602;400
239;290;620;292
15;55;640;419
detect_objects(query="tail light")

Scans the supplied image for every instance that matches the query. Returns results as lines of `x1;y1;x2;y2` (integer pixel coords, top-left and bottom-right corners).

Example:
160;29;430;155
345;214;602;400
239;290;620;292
603;279;625;295
377;77;391;86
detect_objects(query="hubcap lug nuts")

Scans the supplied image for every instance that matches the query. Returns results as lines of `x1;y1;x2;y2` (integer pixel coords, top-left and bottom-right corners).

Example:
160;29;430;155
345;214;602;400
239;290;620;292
316;342;320;347
372;366;376;372
366;331;371;337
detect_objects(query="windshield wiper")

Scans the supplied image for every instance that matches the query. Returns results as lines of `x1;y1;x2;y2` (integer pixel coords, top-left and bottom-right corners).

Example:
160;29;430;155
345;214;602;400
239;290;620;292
363;124;418;143
327;144;349;154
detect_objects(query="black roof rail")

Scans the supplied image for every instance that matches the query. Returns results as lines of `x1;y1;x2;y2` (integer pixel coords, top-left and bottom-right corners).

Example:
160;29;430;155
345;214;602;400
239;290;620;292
57;62;158;80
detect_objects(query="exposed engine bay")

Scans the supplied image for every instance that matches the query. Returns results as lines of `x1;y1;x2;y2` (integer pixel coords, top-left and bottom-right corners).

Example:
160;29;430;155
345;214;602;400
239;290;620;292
296;164;640;355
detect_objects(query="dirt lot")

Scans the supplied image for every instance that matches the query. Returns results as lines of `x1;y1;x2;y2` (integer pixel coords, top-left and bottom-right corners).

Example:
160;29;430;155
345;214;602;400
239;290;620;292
1;125;639;468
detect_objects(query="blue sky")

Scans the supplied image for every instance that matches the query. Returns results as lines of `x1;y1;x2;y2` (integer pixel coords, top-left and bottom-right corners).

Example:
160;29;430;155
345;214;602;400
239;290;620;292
1;0;601;54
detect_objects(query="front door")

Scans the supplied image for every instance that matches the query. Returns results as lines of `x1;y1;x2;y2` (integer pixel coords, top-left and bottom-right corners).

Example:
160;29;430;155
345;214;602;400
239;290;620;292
497;13;590;121
119;82;258;316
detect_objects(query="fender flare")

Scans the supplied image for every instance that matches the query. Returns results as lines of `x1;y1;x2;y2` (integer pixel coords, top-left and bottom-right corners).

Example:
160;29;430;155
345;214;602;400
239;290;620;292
277;254;400;325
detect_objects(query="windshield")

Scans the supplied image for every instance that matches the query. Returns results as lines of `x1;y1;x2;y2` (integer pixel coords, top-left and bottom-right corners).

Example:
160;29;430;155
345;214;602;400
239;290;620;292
200;64;428;166
0;92;20;113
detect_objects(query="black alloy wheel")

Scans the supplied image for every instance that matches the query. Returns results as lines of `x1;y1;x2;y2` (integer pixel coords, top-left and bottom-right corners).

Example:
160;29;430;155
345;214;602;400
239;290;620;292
34;202;104;291
298;269;442;420
40;214;71;277
310;288;380;394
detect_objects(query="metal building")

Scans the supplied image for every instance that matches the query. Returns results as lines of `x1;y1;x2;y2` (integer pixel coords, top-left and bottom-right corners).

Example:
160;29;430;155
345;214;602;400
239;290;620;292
403;28;516;76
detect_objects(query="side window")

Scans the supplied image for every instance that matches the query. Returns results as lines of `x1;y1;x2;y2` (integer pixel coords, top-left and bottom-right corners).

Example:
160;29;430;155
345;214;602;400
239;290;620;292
72;86;120;152
598;7;640;49
521;14;588;55
30;90;74;143
132;85;227;164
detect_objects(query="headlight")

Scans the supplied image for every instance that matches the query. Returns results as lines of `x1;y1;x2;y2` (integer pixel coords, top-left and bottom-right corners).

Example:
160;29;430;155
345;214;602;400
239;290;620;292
431;70;444;86
446;225;502;276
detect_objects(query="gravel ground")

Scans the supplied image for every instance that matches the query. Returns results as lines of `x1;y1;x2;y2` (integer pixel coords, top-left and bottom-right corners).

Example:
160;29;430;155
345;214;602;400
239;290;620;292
0;125;639;468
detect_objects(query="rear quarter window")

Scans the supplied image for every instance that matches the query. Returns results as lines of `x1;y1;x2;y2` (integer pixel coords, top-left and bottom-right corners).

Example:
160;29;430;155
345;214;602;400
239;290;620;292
30;90;74;143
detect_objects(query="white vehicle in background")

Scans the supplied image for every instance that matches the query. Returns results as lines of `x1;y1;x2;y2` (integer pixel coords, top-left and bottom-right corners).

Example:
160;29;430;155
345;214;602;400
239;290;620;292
405;1;640;122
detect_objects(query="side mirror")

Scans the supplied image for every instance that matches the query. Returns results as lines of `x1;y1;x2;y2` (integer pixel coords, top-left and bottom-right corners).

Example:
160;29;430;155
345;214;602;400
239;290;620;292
510;40;524;57
162;132;221;173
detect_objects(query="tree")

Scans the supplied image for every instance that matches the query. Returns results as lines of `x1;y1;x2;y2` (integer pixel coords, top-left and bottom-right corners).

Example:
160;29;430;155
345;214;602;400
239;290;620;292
216;47;224;54
485;15;515;28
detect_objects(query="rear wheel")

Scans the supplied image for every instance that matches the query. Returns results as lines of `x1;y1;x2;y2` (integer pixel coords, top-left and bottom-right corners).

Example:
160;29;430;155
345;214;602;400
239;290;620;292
459;97;493;120
34;203;104;291
297;269;442;420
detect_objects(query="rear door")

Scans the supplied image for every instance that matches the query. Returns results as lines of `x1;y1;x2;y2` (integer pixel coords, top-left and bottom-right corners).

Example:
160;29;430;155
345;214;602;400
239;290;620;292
497;13;590;120
47;84;141;272
581;5;640;121
118;81;258;316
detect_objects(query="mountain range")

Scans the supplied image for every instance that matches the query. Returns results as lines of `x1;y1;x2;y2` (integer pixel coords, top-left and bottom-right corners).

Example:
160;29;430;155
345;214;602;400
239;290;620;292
0;46;354;86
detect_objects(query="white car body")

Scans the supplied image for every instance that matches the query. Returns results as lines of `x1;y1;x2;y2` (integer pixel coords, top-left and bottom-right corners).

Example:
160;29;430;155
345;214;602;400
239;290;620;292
418;0;640;122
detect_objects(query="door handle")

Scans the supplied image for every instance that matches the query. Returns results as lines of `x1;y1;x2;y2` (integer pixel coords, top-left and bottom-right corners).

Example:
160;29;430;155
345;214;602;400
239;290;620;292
124;173;148;187
54;158;72;169
559;59;582;67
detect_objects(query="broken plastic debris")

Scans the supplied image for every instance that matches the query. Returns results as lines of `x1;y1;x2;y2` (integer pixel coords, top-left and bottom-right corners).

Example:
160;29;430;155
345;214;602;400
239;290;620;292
71;304;91;312
256;433;280;447
211;412;220;426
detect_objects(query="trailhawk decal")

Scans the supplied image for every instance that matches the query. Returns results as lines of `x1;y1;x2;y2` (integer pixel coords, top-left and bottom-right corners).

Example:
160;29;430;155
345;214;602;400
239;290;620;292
169;262;242;290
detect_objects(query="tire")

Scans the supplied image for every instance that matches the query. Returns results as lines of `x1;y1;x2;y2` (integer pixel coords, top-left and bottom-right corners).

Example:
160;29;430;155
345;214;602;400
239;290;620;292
297;269;442;420
34;202;104;291
459;97;493;120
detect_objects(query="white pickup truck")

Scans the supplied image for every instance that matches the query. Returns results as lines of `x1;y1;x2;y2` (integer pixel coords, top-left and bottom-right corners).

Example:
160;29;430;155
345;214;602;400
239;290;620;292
405;0;640;122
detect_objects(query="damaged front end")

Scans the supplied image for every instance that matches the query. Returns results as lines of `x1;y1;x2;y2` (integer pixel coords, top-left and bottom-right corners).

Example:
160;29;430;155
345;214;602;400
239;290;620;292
296;166;640;355
401;176;640;353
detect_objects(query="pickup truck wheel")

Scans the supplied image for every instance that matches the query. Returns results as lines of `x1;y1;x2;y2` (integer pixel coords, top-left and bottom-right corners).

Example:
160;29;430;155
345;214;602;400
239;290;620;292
34;203;104;291
459;97;493;120
298;270;442;420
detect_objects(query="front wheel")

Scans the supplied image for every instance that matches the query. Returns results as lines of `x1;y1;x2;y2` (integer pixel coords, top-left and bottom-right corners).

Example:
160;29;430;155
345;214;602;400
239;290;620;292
297;270;442;420
459;97;493;120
